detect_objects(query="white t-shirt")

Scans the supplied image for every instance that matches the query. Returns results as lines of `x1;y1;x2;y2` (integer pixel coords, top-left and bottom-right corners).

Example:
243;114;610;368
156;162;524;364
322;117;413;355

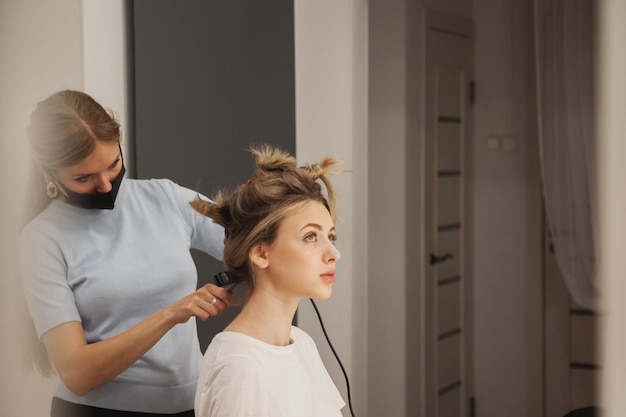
195;326;345;417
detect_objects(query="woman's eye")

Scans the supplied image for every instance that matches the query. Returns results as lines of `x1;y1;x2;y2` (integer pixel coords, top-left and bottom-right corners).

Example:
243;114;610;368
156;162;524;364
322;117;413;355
304;233;317;242
329;235;338;244
75;176;90;183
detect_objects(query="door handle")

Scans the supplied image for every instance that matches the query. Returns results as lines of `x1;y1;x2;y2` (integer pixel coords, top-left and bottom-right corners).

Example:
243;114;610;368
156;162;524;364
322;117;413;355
430;253;454;265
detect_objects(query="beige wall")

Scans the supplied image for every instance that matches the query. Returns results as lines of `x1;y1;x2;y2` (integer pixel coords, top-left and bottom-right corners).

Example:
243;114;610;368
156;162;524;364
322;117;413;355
0;1;82;415
598;1;626;416
368;0;411;414
0;1;127;415
473;0;534;416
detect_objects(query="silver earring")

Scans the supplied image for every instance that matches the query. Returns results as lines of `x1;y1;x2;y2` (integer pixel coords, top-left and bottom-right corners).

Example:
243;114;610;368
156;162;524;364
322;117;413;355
46;181;58;198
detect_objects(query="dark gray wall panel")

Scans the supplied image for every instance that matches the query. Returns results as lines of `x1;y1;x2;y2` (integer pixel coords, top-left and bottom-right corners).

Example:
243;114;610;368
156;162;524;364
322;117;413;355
131;0;295;351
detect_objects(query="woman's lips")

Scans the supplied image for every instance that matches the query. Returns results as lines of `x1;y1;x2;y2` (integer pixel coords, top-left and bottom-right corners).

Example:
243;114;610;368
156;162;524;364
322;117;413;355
321;272;336;283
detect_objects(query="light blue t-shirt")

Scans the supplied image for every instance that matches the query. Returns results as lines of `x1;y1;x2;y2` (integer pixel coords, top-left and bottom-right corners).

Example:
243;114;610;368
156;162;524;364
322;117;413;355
19;178;224;413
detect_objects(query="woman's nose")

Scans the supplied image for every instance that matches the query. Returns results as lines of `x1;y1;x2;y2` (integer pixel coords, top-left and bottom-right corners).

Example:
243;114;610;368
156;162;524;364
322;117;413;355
325;241;341;263
95;175;113;193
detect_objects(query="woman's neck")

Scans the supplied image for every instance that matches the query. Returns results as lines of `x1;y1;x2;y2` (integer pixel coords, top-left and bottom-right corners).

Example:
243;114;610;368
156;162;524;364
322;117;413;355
225;289;299;346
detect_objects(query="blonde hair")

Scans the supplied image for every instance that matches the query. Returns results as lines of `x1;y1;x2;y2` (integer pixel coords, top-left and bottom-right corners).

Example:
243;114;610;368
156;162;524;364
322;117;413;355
23;90;121;224
21;90;120;376
191;145;339;291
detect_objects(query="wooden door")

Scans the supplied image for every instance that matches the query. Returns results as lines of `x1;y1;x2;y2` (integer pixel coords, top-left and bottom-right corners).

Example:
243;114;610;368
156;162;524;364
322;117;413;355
424;9;475;417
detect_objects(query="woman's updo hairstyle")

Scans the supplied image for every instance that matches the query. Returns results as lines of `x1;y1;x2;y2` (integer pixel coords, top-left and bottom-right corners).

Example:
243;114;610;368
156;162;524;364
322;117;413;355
191;145;340;289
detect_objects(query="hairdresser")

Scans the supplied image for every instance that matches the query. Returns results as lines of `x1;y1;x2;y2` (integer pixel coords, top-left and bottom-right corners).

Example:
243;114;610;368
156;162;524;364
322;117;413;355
18;90;231;417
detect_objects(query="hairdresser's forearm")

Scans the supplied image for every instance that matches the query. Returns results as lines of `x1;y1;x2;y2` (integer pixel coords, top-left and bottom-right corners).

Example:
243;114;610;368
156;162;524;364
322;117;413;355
43;284;229;396
43;309;178;396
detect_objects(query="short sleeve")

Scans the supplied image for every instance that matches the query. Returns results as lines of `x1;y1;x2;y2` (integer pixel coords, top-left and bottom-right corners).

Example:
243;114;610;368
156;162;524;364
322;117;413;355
162;180;225;260
19;226;81;338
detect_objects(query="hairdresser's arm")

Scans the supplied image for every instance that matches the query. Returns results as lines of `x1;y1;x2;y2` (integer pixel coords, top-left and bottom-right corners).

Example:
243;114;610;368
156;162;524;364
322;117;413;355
42;283;231;397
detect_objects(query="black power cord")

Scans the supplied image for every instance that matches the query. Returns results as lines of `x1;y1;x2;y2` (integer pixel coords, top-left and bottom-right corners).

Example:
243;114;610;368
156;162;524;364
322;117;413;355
309;299;356;417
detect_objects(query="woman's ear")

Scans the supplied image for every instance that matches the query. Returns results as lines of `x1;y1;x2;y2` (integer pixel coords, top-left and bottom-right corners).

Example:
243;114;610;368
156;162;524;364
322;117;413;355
249;244;269;269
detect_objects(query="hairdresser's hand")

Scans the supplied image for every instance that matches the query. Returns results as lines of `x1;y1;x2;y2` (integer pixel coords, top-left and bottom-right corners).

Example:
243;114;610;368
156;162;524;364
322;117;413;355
167;283;232;324
42;283;232;396
41;283;232;397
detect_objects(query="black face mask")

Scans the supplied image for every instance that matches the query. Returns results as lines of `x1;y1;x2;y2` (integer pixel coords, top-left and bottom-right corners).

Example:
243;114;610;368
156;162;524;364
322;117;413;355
56;165;126;210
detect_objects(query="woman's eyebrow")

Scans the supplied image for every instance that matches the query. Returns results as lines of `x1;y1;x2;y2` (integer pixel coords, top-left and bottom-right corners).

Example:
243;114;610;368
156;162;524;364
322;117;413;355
299;223;336;233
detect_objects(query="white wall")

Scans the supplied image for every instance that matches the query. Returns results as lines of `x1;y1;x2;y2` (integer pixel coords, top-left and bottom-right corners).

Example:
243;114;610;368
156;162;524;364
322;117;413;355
0;1;127;415
293;1;368;416
82;0;131;170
